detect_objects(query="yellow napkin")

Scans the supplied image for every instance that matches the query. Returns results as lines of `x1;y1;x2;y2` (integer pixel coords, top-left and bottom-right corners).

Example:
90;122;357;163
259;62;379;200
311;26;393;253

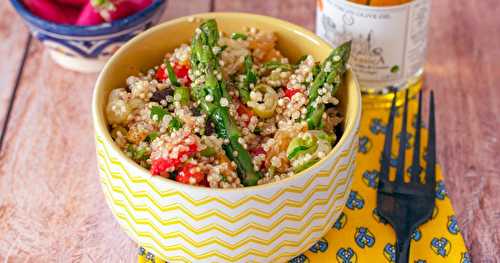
138;95;470;263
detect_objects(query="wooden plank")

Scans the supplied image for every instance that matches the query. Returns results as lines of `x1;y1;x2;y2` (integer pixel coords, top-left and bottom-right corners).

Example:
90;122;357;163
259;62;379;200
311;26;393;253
214;0;315;31
0;2;30;141
1;0;499;261
0;1;210;262
426;0;500;260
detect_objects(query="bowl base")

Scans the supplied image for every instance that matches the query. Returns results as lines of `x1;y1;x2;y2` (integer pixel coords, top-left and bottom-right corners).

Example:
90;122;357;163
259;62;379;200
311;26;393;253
50;51;106;73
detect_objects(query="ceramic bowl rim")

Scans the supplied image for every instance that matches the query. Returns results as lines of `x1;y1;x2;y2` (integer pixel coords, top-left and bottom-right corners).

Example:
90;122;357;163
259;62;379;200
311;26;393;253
10;0;167;37
92;12;362;194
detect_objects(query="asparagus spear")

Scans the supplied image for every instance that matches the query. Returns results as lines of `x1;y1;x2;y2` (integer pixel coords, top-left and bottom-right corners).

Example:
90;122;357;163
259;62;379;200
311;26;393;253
190;19;262;186
305;41;351;130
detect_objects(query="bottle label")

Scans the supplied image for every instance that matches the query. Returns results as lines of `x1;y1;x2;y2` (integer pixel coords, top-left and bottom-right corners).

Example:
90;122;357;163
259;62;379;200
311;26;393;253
316;0;431;89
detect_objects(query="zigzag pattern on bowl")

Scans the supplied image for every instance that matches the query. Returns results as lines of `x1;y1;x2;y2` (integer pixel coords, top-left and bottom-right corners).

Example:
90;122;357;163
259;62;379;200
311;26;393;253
96;133;357;262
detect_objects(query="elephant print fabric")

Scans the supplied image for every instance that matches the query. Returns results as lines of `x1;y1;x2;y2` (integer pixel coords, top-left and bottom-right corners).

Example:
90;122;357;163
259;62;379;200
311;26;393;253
138;94;469;263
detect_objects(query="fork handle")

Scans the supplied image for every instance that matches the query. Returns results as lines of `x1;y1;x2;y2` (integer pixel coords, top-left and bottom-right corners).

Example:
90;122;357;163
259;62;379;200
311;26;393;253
396;234;411;263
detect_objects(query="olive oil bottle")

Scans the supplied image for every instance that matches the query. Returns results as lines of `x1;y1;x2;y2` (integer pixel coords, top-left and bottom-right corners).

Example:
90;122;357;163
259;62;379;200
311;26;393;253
316;0;431;107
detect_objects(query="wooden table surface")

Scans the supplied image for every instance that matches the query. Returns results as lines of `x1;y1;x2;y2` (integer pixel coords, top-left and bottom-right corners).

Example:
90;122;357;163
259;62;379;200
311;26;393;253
0;0;498;262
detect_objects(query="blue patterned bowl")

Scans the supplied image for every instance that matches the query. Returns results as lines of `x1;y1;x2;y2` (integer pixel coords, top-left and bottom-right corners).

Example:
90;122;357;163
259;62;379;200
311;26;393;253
10;0;167;73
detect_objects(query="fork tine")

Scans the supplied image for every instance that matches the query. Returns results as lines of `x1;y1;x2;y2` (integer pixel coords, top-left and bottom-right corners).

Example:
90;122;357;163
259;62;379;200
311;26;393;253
395;90;409;184
425;91;436;187
410;90;423;183
380;92;398;182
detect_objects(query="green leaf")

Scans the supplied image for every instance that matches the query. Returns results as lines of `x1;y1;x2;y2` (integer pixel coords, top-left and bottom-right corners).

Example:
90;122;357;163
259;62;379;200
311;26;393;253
150;106;167;122
231;32;248;40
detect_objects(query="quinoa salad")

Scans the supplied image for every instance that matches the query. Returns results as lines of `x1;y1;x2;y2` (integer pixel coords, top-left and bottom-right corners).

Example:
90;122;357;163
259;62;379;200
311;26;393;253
105;19;351;188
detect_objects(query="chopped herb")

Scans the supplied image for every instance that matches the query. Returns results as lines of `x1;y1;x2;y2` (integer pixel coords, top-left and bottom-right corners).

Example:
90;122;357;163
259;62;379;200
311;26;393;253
253;127;262;134
200;146;216;157
150;106;167;122
146;132;159;142
231;32;248;40
238;55;257;103
244;56;257;84
165;62;180;87
169;116;183;131
126;144;134;156
134;147;148;160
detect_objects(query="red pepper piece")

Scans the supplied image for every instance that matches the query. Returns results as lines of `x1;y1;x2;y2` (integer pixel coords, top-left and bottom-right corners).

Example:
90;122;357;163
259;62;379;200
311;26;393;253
284;87;301;99
237;104;254;126
150;143;198;176
176;163;205;185
173;63;191;86
155;67;167;81
150;158;180;176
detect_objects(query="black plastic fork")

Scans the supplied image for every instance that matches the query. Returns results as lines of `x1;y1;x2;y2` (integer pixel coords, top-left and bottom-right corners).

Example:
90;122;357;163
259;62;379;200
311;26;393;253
376;90;436;263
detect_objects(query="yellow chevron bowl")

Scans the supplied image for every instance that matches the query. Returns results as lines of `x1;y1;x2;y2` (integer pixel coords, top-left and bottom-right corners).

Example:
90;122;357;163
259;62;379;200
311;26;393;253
92;13;361;263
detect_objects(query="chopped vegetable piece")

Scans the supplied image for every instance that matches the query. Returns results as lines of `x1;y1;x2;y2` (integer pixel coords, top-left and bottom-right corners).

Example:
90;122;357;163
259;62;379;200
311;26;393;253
155;67;167;81
111;126;127;139
284;87;301;99
166;62;181;87
287;134;317;160
305;41;351;129
200;146;216;157
146;132;159;142
134;147;148;160
176;163;205;185
150;88;173;103
169;116;183;131
263;61;293;71
238;55;257;103
231;32;248;40
150;106;167;122
174;86;190;105
247;84;278;118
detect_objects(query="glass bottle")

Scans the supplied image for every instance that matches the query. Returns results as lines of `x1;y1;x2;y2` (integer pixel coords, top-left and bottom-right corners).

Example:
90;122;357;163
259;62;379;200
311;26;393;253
316;0;431;107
